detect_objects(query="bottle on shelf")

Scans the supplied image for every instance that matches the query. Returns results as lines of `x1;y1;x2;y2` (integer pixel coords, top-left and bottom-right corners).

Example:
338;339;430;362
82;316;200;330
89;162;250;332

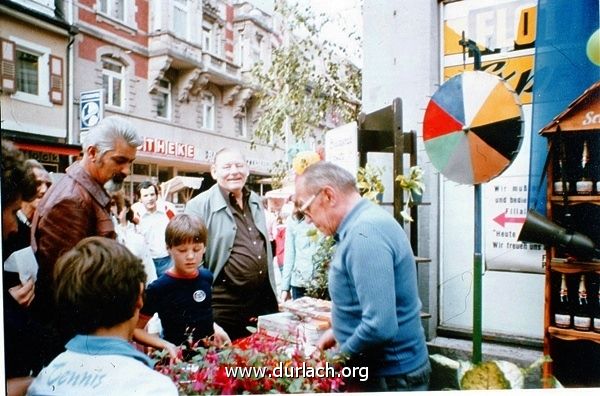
554;274;572;329
576;140;593;195
593;276;600;333
573;274;592;331
553;157;570;195
554;140;570;195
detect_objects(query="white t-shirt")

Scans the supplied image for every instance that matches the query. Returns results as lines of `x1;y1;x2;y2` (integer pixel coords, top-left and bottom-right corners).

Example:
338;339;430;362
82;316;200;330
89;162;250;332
138;210;170;259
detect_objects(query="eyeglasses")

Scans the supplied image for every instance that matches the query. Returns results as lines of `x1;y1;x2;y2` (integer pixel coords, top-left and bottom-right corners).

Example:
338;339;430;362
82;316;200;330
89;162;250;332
296;189;323;221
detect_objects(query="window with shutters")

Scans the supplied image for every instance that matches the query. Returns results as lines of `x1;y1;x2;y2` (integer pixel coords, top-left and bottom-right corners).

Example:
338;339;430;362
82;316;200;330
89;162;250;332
2;37;56;107
102;57;125;108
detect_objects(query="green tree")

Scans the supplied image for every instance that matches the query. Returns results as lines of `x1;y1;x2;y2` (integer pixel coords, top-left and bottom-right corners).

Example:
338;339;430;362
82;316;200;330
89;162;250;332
250;0;362;152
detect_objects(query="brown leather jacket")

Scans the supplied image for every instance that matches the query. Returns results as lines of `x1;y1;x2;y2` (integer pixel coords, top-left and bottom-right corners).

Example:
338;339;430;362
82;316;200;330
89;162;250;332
31;161;116;320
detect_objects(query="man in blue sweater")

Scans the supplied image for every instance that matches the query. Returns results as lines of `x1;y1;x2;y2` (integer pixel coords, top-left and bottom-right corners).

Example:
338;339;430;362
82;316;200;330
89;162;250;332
295;161;430;392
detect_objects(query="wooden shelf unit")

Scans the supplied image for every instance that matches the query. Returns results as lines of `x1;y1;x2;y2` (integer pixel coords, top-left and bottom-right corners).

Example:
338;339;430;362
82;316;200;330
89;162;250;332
542;130;600;385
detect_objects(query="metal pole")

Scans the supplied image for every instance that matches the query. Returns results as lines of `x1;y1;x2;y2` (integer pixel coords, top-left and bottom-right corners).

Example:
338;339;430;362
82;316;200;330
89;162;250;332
473;184;483;363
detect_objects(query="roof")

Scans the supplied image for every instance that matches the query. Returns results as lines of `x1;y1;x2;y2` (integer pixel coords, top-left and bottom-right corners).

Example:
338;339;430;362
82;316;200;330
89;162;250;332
540;81;600;135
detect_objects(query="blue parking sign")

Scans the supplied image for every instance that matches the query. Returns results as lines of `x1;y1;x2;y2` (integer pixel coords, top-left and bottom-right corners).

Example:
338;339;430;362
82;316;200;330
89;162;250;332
80;89;104;130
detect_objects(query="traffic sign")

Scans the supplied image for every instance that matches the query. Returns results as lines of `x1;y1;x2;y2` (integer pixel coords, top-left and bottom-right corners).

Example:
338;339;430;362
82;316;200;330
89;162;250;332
80;89;104;130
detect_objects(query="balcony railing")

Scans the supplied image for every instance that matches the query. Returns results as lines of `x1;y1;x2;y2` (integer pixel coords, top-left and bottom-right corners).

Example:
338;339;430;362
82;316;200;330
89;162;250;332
148;31;203;69
201;52;242;85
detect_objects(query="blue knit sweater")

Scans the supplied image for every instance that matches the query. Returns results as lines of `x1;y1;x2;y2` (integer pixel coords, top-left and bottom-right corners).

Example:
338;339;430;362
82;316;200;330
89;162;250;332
329;198;428;377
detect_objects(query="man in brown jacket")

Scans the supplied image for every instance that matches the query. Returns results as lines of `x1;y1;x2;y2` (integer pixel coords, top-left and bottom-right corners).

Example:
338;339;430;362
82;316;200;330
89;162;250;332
30;115;141;368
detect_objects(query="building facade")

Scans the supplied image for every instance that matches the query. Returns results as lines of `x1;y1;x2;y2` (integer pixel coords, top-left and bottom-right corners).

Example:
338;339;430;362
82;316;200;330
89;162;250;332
1;0;287;201
71;0;284;200
0;0;78;173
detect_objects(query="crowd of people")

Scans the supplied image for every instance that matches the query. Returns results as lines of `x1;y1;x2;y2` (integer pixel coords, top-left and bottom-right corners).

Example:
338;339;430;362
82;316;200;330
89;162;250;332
2;115;429;395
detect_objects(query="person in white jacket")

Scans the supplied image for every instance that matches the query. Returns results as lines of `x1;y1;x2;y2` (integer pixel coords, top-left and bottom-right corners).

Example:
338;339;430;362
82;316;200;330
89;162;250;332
27;237;177;396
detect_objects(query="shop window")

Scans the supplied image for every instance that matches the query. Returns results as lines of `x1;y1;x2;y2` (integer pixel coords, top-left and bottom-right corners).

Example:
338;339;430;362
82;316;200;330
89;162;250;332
202;92;215;130
133;163;149;176
102;57;124;108
156;78;171;119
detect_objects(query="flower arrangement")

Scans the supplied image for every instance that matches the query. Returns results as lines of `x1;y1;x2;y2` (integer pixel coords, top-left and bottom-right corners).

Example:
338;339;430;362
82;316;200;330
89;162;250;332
395;165;425;222
154;330;347;394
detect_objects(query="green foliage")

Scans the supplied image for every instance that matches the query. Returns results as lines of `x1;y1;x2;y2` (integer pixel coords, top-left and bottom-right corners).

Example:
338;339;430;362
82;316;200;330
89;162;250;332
250;0;362;149
460;361;511;390
396;165;425;222
456;356;553;390
305;233;335;301
356;164;384;203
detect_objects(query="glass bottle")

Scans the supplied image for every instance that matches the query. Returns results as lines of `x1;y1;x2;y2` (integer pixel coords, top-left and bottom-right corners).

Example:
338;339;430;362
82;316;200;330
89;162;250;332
554;274;572;329
573;274;591;331
593;275;600;333
554;140;570;195
576;140;593;195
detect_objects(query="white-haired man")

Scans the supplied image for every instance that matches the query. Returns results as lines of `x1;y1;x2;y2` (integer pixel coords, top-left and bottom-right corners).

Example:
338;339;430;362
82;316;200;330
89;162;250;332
295;161;430;392
185;148;278;341
31;115;141;368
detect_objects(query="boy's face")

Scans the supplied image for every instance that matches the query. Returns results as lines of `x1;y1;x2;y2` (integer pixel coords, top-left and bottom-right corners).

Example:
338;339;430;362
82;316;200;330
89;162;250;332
168;241;205;277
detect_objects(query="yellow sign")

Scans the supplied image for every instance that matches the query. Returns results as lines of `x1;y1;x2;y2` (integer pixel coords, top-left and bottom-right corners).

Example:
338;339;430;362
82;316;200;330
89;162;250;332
444;55;534;104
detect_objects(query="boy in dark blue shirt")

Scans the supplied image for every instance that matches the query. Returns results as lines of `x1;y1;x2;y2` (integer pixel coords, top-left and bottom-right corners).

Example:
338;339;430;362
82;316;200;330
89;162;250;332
135;214;229;354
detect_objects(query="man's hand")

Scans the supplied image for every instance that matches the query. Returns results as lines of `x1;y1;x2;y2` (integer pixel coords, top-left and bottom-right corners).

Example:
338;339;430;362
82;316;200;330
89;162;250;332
212;323;231;347
280;290;291;302
317;328;337;351
9;279;35;307
162;340;179;361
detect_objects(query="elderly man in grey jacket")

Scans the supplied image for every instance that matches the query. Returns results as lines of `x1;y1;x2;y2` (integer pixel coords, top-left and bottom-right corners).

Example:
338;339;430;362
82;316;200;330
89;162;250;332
185;148;278;341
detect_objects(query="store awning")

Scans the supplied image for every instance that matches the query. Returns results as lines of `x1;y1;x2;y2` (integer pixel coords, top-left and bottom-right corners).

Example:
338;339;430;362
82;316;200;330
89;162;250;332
13;141;81;156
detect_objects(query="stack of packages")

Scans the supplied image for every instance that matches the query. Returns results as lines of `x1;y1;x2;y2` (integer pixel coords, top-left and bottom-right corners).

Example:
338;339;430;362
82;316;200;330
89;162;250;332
258;297;331;346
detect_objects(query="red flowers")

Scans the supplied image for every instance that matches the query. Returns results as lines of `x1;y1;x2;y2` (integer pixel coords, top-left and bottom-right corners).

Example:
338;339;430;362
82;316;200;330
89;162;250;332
154;330;347;394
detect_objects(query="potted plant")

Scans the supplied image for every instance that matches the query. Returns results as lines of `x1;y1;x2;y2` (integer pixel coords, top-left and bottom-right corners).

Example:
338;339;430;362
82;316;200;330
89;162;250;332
396;165;425;222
